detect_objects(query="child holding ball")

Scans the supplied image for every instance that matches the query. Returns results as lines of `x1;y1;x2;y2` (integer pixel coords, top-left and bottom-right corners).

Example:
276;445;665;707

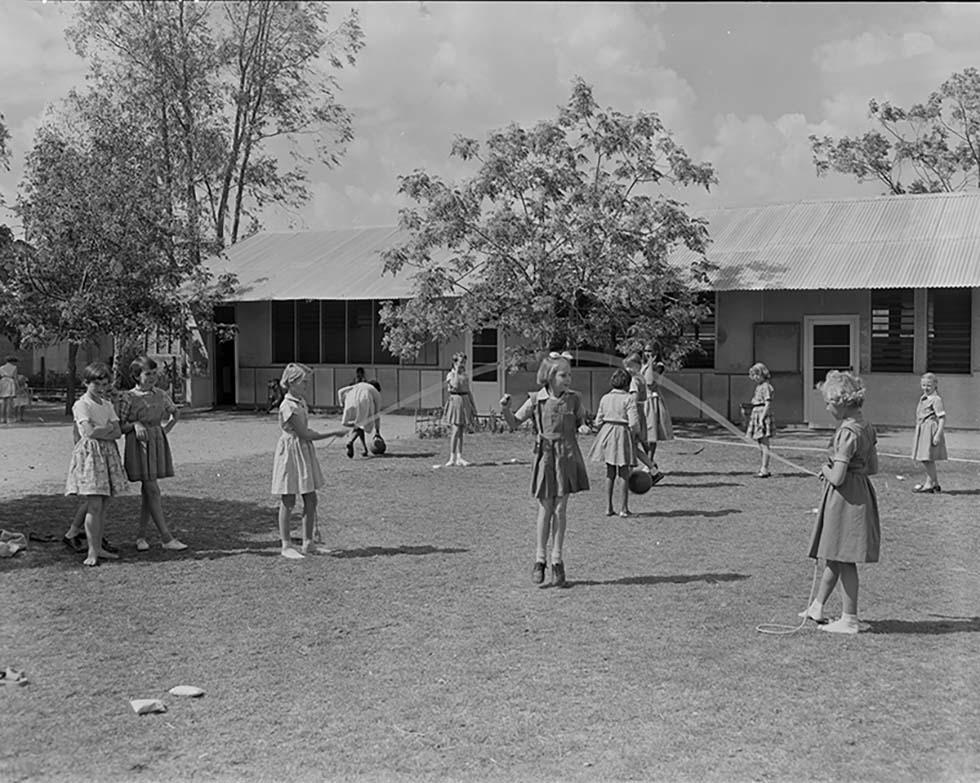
500;352;590;588
588;368;640;517
800;370;880;634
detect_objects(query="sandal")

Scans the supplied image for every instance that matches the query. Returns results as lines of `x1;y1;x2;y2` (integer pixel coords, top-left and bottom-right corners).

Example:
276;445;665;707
912;484;938;494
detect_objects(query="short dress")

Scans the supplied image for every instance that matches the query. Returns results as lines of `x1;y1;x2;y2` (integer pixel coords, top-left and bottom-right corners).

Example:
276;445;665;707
628;375;650;444
642;360;673;442
442;370;477;427
808;418;880;563
338;381;381;434
746;382;774;441
911;393;948;461
0;362;16;399
13;377;29;407
65;394;127;496
588;389;639;467
271;393;324;495
513;388;590;499
117;387;176;482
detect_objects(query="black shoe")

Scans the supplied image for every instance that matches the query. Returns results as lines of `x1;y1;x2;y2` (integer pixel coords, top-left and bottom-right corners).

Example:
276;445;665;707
532;561;546;585
346;442;354;459
551;562;567;588
63;534;84;553
651;471;666;486
101;537;119;554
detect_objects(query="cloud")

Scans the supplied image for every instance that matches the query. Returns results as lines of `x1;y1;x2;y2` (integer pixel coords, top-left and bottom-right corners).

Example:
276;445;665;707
814;30;935;73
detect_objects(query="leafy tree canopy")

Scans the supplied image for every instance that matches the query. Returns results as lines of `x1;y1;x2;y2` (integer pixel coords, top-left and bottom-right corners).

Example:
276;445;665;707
0;113;10;172
810;67;980;194
380;78;717;370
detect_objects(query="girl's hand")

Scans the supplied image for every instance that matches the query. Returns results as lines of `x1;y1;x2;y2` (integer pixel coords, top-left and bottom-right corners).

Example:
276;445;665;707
499;394;511;408
134;422;149;443
577;424;591;435
932;434;942;446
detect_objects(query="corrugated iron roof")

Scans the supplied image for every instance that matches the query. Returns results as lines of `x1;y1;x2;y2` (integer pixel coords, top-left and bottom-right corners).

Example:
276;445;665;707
215;191;980;300
689;191;980;289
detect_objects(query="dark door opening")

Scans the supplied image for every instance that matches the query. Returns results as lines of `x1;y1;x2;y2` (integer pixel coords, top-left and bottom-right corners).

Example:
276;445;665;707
213;305;236;406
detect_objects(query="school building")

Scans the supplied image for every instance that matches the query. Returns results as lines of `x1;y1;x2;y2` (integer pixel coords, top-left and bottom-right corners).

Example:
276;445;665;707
190;190;980;429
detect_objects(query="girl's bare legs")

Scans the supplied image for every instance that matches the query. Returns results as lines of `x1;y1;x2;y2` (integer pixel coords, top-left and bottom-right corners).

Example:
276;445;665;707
0;397;10;424
82;496;117;566
300;491;319;554
535;498;555;563
804;560;859;633
551;496;569;564
619;470;631;516
139;480;185;549
66;500;86;539
759;437;772;474
279;494;303;559
920;460;939;488
605;466;616;515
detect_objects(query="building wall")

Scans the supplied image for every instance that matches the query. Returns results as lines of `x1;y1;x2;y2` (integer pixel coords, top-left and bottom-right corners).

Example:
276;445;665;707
220;288;980;429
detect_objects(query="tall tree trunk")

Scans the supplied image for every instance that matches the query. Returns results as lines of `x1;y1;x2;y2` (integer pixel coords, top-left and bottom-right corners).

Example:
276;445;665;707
64;342;79;417
111;333;126;390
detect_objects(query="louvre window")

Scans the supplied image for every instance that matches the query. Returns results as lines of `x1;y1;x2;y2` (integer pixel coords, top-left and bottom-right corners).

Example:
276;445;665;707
472;327;498;382
871;289;913;373
269;299;401;365
682;292;716;370
927;289;972;374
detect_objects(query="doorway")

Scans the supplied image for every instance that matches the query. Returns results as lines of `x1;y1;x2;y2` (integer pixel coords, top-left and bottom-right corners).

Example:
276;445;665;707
213;305;237;406
803;315;859;428
468;327;502;414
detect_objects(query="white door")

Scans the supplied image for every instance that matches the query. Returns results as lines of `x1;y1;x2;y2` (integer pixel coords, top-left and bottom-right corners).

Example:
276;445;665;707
467;327;502;414
803;315;859;428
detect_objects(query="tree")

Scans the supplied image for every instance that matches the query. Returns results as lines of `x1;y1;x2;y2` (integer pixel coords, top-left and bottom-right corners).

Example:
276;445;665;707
379;78;717;369
810;68;980;194
6;93;235;411
0;112;10;171
67;0;363;247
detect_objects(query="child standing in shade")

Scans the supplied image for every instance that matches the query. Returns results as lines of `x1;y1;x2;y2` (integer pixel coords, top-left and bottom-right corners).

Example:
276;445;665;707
271;363;345;559
13;373;29;422
442;352;478;467
117;355;187;552
746;362;774;477
589;368;640;517
0;355;17;425
500;352;591;588
800;370;880;634
911;372;947;493
65;362;126;567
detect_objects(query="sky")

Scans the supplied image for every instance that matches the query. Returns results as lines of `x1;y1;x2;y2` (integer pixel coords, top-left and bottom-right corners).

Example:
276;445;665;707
2;1;980;234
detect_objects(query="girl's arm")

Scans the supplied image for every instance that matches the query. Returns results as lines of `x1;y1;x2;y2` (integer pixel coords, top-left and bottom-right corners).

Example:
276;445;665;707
163;407;179;435
820;428;856;487
758;385;773;419
499;394;533;432
284;411;345;442
626;396;640;435
933;396;946;444
78;419;122;440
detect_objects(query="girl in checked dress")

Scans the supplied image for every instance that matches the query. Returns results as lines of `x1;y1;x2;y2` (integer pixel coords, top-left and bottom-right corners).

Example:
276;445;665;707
500;352;591;588
65;362;126;567
118;355;187;552
800;370;880;635
746;362;774;477
271;363;344;559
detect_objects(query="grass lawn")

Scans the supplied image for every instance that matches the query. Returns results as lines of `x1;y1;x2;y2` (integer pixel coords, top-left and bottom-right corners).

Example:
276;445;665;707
2;426;979;782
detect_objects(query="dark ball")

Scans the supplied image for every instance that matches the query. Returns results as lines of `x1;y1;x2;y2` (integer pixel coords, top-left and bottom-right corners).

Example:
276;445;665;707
370;434;387;455
627;468;654;494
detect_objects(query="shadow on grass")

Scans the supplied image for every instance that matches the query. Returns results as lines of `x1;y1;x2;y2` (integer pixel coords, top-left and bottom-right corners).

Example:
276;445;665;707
329;545;469;559
570;572;750;588
661;481;743;489
631;508;743;519
369;452;438;460
864;616;980;634
939;489;980;496
0;493;281;570
667;470;813;479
